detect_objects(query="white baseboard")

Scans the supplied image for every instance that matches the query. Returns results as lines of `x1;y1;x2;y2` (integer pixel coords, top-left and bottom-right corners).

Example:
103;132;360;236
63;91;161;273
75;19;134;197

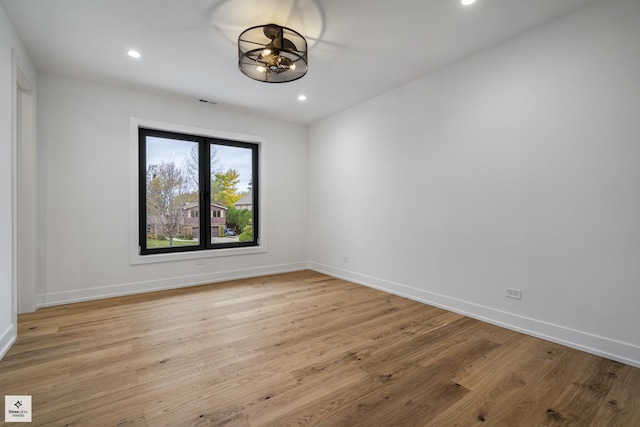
0;324;17;361
309;262;640;368
37;262;308;307
32;261;640;368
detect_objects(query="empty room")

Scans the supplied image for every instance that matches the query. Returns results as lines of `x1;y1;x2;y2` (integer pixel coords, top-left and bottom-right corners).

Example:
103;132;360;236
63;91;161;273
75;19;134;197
1;0;639;425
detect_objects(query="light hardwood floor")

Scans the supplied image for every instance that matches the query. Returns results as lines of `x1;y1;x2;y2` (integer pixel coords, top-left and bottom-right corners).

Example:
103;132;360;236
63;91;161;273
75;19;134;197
1;270;638;426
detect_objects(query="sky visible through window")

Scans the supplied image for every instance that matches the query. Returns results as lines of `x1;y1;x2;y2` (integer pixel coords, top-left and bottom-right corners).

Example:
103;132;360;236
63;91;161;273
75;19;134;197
146;136;252;192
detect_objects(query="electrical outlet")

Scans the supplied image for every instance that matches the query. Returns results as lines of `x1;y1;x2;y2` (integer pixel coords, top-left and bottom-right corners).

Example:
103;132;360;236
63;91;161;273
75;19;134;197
342;256;349;263
195;259;205;265
505;288;522;299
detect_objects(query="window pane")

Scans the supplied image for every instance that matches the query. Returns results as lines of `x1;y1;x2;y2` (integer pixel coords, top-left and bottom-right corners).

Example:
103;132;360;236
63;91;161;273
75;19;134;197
139;126;258;255
145;136;200;249
210;143;255;244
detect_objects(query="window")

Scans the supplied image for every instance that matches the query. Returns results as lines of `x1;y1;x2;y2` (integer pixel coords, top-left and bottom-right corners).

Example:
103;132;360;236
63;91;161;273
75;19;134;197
139;127;258;255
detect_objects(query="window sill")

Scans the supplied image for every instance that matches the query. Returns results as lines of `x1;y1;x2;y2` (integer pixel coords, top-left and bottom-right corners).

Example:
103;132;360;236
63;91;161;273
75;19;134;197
130;244;267;265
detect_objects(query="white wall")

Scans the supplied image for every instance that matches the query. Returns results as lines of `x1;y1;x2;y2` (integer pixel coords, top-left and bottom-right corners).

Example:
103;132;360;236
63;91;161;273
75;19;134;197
308;0;640;367
0;4;36;358
36;73;308;305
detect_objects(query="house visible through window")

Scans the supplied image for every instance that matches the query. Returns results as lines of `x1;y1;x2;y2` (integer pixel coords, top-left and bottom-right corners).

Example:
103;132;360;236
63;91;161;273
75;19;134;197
139;127;258;255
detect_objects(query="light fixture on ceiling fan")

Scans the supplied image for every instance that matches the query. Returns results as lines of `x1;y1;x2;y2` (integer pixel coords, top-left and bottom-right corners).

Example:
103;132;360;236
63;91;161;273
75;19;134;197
238;23;308;83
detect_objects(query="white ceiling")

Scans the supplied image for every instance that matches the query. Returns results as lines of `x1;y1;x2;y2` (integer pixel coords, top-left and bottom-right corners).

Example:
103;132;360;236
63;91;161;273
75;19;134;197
2;0;599;125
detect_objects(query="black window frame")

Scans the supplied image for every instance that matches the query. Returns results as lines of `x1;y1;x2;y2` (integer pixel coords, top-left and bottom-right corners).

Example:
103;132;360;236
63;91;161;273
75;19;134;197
139;127;259;255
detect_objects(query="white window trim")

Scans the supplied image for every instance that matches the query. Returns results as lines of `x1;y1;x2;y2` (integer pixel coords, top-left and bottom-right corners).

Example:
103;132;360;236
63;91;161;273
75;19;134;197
130;117;267;265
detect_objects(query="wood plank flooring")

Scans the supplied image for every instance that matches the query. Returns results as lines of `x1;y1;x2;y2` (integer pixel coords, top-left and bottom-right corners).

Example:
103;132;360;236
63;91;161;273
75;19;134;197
1;270;638;426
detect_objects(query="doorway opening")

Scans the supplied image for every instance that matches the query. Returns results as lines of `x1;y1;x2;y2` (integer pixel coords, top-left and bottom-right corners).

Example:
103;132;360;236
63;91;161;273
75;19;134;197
15;65;36;313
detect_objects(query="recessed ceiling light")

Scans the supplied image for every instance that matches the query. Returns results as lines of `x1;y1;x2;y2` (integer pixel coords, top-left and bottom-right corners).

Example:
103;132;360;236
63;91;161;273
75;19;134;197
461;0;476;5
128;50;141;58
298;94;307;101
